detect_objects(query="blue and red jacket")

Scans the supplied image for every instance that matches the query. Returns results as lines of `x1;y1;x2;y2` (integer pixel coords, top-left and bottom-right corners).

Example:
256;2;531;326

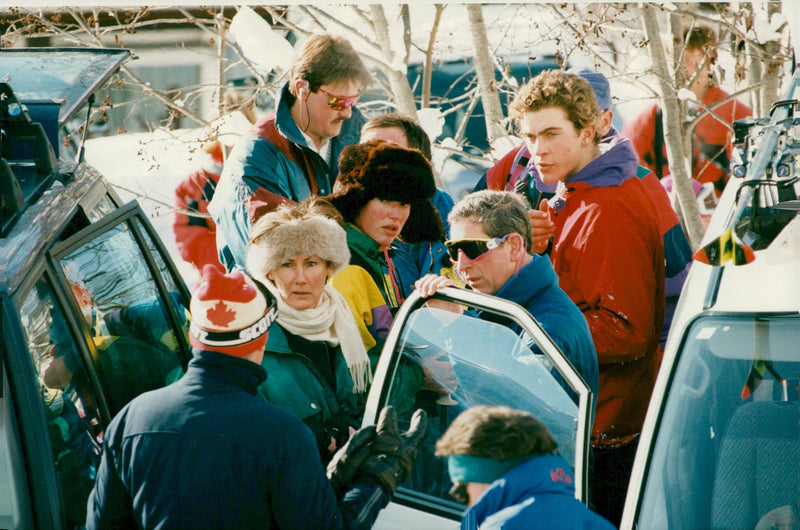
545;136;665;446
461;454;614;530
208;83;366;270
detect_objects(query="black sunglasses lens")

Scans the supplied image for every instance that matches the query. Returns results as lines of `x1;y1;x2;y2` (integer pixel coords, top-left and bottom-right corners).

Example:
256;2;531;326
446;240;488;261
449;481;468;504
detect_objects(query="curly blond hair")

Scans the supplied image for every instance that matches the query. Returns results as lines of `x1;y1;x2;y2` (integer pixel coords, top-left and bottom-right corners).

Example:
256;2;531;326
509;70;602;143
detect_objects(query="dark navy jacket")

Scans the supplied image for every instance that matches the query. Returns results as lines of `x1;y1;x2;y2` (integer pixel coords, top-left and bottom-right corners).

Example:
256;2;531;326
86;349;388;529
461;454;614;530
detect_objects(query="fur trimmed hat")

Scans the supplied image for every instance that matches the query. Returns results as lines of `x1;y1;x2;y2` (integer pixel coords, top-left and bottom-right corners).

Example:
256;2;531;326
328;140;444;244
189;265;277;357
246;207;350;279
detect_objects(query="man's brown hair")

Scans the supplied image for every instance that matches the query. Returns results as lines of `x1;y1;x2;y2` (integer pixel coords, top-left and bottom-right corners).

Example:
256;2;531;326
288;34;371;102
509;70;601;143
684;25;717;53
435;405;557;460
362;113;433;161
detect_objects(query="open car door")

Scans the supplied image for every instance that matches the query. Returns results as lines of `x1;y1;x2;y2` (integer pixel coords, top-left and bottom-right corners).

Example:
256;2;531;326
364;287;593;529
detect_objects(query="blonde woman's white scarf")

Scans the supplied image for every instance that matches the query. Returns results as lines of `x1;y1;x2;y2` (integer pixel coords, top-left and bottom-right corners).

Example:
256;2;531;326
262;280;372;393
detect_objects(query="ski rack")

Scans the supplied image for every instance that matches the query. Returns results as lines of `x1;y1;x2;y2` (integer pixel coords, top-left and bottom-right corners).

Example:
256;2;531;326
694;68;800;267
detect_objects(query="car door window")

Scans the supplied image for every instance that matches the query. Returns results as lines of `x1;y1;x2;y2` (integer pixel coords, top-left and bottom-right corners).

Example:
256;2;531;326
369;288;591;521
19;278;103;529
55;218;187;414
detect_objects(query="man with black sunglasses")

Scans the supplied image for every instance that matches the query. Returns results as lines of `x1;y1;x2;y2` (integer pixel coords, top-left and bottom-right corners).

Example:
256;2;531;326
209;33;372;271
414;190;598;406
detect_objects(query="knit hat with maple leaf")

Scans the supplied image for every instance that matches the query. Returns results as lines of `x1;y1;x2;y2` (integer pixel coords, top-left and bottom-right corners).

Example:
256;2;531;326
189;265;278;357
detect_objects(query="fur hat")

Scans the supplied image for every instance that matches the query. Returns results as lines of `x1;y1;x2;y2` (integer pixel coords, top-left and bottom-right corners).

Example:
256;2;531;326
328;140;444;244
189;265;277;357
246;210;351;279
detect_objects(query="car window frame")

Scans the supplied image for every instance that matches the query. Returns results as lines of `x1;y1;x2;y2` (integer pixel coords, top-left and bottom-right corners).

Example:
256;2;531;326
0;197;192;528
48;200;192;385
363;286;593;522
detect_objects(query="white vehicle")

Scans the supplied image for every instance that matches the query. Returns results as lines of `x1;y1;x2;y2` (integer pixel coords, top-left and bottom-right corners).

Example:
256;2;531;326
621;70;800;529
363;287;594;528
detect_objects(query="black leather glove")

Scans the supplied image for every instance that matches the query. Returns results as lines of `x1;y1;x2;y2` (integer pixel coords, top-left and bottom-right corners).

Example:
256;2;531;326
323;412;357;452
326;424;376;496
356;406;428;495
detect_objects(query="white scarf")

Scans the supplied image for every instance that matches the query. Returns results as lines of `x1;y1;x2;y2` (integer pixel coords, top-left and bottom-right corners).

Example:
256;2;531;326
262;280;372;393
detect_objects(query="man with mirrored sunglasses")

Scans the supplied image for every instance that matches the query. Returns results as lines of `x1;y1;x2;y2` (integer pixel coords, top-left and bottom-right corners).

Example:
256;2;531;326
415;190;598;406
209;33;372;271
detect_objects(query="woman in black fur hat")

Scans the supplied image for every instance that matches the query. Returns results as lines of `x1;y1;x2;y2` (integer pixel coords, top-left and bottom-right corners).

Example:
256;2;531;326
328;140;443;380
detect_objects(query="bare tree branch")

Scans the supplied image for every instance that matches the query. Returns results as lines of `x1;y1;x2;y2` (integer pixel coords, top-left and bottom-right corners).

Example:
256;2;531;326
421;4;445;109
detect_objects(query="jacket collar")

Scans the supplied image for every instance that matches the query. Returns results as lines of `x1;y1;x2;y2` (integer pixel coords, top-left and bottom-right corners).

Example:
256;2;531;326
186;349;267;394
346;223;383;262
264;323;292;354
565;134;639;188
495;255;559;307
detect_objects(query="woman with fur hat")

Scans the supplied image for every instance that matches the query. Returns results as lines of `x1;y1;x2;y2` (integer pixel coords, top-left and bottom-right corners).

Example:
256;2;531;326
327;140;443;362
246;199;370;461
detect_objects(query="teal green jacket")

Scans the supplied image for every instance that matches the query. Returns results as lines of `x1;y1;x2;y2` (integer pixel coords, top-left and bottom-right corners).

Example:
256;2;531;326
257;324;359;443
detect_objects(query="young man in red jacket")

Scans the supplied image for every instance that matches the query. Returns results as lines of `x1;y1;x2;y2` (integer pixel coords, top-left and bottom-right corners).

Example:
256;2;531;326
509;69;665;527
622;25;752;195
481;68;691;351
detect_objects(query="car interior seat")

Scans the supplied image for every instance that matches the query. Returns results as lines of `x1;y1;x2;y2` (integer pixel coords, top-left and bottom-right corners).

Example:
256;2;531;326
710;399;799;529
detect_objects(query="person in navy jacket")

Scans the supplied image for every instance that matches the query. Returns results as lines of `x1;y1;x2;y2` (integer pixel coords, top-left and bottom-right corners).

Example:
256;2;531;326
414;190;598;405
86;265;424;529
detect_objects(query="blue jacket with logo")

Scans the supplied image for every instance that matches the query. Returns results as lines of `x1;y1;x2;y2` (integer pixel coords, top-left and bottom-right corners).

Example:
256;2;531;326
209;83;366;270
86;349;388;530
461;454;614;530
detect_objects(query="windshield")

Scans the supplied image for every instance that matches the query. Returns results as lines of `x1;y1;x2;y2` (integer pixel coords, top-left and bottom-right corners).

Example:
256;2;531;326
635;314;799;530
0;48;129;125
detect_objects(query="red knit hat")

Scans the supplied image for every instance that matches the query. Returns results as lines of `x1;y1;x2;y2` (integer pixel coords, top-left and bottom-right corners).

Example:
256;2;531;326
189;265;277;357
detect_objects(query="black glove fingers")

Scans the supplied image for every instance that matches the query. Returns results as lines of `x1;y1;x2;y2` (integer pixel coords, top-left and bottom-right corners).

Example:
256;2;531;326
376;405;399;435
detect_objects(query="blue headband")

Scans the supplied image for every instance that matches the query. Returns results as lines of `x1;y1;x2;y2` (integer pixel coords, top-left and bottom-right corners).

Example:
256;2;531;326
447;455;531;484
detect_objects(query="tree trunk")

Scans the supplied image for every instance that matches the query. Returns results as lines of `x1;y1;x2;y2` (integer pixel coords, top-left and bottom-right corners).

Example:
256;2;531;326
466;4;506;148
369;4;418;117
759;1;783;113
642;4;705;249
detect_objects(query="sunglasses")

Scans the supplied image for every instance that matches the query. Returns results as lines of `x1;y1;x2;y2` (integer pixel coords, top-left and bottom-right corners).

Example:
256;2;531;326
317;87;360;111
449;481;468;504
444;233;511;263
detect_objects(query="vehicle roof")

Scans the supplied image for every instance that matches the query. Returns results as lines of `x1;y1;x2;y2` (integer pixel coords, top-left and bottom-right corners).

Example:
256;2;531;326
0;165;106;295
0;48;130;126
